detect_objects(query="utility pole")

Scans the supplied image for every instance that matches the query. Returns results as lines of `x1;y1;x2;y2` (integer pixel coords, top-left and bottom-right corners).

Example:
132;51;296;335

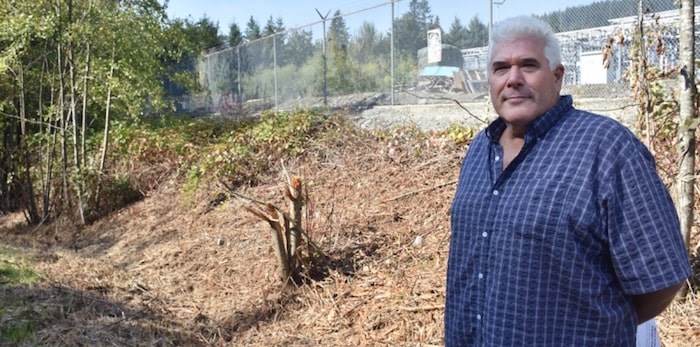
316;9;331;106
489;0;507;47
390;0;395;104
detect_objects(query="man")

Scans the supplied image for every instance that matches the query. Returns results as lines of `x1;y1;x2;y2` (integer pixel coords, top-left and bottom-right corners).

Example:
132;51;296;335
445;15;690;346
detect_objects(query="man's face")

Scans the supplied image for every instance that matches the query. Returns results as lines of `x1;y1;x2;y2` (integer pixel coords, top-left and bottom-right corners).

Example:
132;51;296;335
488;38;564;132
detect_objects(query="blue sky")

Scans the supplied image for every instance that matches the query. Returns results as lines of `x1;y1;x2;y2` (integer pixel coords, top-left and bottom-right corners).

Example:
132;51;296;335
162;0;599;35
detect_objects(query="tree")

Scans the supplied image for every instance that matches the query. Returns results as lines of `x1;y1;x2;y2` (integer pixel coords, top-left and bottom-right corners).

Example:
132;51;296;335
465;16;488;48
193;16;224;52
329;10;350;52
676;0;696;297
262;16;277;37
393;0;434;61
432;15;442;31
225;21;244;100
410;0;434;34
285;28;314;67
162;19;206;100
260;16;286;67
0;0;175;224
244;16;261;42
327;10;352;94
228;21;243;47
274;17;288;66
444;17;470;48
394;10;422;60
352;21;381;64
0;1;51;222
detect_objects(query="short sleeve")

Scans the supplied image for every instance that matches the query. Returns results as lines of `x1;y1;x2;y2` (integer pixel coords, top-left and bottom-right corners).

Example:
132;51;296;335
606;140;690;295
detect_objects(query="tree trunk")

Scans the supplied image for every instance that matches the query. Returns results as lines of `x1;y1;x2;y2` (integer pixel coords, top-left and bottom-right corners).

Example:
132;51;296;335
637;0;653;150
81;43;90;167
17;64;40;224
39;58;55;221
66;0;86;225
95;46;115;212
56;1;71;214
69;52;86;225
676;0;696;298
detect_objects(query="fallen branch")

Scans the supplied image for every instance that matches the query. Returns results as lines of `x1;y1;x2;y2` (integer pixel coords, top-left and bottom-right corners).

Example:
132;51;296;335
382;180;457;203
400;304;445;312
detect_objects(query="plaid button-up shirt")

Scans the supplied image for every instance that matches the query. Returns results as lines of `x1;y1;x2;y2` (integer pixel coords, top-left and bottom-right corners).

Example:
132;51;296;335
445;95;690;346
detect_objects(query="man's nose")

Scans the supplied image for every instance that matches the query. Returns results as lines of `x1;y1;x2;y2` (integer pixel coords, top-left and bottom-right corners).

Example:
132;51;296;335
506;66;524;88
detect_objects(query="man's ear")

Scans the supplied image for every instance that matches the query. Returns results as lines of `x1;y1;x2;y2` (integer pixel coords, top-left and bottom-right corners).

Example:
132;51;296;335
554;64;565;84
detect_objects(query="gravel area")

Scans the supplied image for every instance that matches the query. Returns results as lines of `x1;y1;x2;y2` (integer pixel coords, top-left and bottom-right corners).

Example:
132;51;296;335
355;96;638;132
356;102;493;131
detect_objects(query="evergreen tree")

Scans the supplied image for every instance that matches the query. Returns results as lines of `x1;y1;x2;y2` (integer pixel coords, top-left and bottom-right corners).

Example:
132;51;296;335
193;16;223;51
410;0;434;34
432;15;442;31
260;16;283;67
352;21;381;64
285;28;314;67
329;10;350;51
444;17;469;48
328;10;352;93
244;16;261;41
228;21;243;47
242;16;262;75
394;0;434;61
465;16;487;48
262;16;276;36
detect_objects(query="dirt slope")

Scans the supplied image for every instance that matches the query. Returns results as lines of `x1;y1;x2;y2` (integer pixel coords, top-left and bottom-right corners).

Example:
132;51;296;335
1;122;698;346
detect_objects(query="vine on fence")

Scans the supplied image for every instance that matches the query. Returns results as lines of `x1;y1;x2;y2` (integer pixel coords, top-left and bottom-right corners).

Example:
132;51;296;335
609;12;680;184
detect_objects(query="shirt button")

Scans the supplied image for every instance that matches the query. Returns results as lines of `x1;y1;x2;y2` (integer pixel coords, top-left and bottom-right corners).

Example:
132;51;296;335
476;314;482;320
478;273;484;279
495;155;500;161
492;190;499;196
482;232;488;238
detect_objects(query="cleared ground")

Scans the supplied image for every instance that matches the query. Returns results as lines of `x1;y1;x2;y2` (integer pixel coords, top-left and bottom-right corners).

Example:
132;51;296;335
1;104;698;346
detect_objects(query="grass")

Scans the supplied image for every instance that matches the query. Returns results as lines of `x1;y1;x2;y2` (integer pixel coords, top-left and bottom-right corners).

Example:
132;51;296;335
0;244;40;344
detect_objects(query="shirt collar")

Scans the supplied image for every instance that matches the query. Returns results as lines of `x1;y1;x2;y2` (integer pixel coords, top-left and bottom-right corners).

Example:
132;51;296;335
486;95;574;143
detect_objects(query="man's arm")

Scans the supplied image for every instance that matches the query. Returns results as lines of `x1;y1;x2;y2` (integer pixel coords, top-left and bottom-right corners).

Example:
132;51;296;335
632;281;685;323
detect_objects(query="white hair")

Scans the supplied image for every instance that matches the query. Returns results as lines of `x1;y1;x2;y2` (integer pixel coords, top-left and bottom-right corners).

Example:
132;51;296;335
487;15;562;71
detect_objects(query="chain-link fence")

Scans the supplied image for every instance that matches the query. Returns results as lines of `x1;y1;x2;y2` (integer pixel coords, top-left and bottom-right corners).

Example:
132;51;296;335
183;0;696;116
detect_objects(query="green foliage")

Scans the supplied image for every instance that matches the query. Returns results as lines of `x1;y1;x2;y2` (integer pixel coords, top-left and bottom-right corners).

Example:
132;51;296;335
109;109;329;196
277;64;315;98
251;110;321;154
245;16;262;41
0;245;40;344
395;56;419;88
0;0;192;223
192;16;224;51
195;109;327;189
443;124;477;144
228;22;243;47
183;164;204;199
329;11;350;50
82;168;143;219
0;317;35;344
443;17;470;49
285;28;314;67
465;16;488;48
0;259;39;285
441;15;489;49
393;0;435;61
